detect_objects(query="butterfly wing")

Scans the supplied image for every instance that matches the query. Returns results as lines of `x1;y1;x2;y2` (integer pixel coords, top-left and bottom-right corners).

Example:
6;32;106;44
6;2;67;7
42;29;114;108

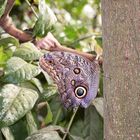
39;51;99;108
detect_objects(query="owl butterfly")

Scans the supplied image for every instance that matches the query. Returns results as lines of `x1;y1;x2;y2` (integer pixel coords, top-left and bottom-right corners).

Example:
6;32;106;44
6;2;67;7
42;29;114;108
39;51;99;109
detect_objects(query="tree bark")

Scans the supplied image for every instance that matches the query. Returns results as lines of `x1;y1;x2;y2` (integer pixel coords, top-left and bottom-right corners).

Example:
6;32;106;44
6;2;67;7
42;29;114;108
102;0;140;139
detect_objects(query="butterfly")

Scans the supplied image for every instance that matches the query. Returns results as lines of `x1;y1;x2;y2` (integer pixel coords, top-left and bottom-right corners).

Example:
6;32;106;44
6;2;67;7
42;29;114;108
39;51;99;108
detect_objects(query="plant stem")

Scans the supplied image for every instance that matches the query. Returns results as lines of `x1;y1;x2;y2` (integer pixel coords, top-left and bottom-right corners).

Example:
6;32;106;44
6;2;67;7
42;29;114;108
62;107;79;140
25;0;38;19
71;33;102;45
53;107;61;125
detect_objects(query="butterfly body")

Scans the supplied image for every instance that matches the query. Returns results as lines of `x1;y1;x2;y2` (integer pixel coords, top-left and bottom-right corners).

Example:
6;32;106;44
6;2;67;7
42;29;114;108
39;51;99;108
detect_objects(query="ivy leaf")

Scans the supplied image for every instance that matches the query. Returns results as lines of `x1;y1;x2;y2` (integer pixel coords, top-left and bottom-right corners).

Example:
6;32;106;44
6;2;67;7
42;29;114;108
3;57;41;83
0;84;38;127
0;0;7;18
13;42;43;61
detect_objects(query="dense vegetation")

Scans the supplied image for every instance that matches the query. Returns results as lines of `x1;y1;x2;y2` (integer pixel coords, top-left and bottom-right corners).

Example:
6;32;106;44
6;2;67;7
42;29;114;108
0;0;103;139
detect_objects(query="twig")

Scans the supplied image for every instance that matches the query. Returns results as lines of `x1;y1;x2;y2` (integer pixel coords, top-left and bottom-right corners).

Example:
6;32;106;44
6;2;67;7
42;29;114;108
62;33;101;48
25;0;38;19
71;33;102;45
2;0;15;16
0;0;32;42
0;16;32;42
62;107;79;140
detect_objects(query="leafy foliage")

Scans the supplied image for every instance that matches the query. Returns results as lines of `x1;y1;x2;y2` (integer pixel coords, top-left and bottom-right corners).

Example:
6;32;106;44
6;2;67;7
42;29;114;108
33;0;57;37
25;126;64;140
14;43;43;60
0;84;38;127
0;0;103;140
3;57;41;83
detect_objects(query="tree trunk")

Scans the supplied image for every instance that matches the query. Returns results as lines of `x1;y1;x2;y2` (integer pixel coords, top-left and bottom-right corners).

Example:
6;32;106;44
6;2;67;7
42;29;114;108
102;0;140;139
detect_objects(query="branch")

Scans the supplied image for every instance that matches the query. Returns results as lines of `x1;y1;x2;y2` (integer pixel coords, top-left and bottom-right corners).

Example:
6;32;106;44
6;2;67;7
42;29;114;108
0;0;32;42
36;32;97;61
71;33;101;45
2;0;15;16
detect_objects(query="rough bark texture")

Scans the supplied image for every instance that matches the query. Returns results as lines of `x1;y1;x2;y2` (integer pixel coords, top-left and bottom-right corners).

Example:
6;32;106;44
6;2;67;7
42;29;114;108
102;0;140;139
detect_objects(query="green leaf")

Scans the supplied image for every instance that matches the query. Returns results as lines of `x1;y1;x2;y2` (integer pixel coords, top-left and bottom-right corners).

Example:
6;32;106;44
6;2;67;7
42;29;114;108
42;84;57;100
19;81;39;92
0;131;4;140
83;106;103;140
69;134;84;140
9;118;28;140
49;95;64;124
0;37;18;67
0;0;7;18
3;57;41;83
70;106;103;140
26;111;38;135
33;0;57;37
13;42;43;61
94;0;101;5
44;125;65;133
44;102;53;125
92;98;103;118
30;78;43;93
64;26;78;40
25;125;63;140
95;37;102;48
0;47;13;67
1;127;14;140
0;84;39;127
33;16;49;37
15;0;21;5
0;37;19;47
98;72;103;96
41;70;54;85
